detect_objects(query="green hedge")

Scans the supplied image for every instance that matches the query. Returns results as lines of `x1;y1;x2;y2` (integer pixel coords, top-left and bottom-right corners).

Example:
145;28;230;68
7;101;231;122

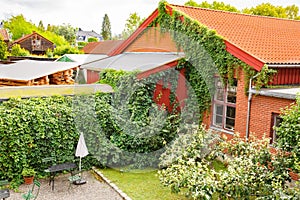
0;80;181;187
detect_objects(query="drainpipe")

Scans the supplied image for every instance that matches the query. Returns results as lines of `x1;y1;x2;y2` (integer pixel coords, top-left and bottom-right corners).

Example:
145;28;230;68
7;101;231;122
245;74;259;141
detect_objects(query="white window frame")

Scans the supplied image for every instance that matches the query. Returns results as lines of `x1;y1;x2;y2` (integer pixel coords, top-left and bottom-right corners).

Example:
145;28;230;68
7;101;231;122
212;78;237;132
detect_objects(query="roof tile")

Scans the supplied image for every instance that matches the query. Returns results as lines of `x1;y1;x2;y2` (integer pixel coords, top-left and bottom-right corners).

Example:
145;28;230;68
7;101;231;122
171;4;300;65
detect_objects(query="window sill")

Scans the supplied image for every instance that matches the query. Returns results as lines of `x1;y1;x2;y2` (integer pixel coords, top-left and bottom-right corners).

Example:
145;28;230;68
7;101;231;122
210;126;234;135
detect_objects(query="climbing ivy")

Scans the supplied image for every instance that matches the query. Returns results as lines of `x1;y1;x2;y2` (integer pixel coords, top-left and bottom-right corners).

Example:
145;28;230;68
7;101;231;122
154;1;276;97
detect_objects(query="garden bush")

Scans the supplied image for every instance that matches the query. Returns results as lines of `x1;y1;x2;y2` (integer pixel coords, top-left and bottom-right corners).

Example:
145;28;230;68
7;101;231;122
0;69;189;187
159;131;300;199
275;96;300;174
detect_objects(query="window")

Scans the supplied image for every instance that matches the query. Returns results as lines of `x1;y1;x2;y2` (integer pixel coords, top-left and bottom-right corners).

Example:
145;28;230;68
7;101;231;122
270;113;283;144
212;78;237;132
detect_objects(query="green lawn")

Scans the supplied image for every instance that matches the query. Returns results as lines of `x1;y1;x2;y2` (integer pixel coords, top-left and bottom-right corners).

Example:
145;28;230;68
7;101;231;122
99;168;189;200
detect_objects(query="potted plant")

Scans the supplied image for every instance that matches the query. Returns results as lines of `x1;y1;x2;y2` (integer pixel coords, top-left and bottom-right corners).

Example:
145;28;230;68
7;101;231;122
21;167;36;184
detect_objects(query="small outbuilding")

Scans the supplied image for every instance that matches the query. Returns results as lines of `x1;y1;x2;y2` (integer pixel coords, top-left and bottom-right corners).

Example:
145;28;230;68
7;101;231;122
11;31;54;55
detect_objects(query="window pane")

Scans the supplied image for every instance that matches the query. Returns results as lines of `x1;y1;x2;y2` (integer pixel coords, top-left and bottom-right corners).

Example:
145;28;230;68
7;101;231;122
225;118;235;130
226;106;236;118
213;104;223;127
215;79;224;101
271;114;283;144
215;116;223;127
227;91;236;103
216;105;223;115
225;106;236;130
227;81;237;104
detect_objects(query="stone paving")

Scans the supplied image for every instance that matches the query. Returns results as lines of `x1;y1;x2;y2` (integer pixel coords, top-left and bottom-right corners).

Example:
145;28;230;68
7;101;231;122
8;170;123;200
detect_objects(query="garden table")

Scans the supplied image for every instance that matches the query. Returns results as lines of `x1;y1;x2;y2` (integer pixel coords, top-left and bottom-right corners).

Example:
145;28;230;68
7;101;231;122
47;162;77;191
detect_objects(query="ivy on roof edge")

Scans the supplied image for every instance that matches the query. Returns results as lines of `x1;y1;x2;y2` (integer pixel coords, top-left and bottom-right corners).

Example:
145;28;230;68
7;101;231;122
152;1;276;92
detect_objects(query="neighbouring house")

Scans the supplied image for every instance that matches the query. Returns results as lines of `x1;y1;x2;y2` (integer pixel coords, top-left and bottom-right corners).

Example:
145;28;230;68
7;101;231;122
11;31;54;55
86;2;300;142
0;28;9;46
0;60;79;86
76;28;103;44
82;40;124;55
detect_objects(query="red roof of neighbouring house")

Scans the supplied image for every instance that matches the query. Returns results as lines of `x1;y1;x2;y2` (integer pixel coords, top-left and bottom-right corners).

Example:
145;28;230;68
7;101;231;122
0;29;9;41
82;40;124;55
13;31;53;45
111;3;300;70
170;4;300;66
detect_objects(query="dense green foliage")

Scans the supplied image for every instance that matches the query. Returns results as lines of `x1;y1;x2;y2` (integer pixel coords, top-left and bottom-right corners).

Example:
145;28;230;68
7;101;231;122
10;44;30;56
0;37;7;60
0;68;193;187
243;3;300;20
159;128;300;199
0;96;78;188
53;45;83;56
185;0;239;12
122;12;144;39
77;41;88;50
87;37;98;43
184;0;300;19
276;96;300;173
51;23;77;45
98;69;134;89
101;14;112;40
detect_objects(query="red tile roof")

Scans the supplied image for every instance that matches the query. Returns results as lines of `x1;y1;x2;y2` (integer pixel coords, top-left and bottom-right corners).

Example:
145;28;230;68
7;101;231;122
0;29;9;41
82;40;124;55
170;4;300;65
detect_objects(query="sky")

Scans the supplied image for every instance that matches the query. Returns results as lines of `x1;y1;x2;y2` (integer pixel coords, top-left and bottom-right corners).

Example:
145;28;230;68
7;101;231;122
0;0;299;35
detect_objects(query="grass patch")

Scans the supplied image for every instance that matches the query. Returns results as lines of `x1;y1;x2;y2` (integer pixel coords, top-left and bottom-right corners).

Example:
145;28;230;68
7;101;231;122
99;168;188;200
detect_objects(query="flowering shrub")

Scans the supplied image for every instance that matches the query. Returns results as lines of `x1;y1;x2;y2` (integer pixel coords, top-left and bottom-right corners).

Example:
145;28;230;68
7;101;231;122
159;130;300;199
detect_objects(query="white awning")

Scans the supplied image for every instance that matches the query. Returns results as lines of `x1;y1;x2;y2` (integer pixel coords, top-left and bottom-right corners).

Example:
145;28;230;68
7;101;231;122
0;60;80;81
81;52;185;72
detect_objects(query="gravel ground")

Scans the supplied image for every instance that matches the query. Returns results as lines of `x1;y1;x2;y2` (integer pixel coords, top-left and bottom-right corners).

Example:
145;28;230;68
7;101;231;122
8;170;123;200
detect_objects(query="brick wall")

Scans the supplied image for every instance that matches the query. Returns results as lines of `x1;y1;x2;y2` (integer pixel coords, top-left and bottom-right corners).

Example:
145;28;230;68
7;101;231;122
248;94;294;140
234;70;249;137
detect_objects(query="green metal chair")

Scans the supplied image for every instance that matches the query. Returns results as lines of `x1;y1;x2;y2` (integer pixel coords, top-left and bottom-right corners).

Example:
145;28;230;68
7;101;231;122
21;179;41;200
42;157;56;186
68;170;86;190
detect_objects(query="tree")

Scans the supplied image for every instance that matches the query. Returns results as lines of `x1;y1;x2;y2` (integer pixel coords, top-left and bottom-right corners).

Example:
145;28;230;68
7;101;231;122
243;3;287;18
242;3;300;19
52;24;77;45
0;37;8;60
285;5;300;19
121;13;144;39
38;20;44;31
185;0;239;12
3;15;36;40
101;14;112;40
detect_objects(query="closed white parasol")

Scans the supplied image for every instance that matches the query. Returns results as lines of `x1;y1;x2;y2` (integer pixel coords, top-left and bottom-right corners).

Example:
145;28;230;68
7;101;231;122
75;132;89;171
